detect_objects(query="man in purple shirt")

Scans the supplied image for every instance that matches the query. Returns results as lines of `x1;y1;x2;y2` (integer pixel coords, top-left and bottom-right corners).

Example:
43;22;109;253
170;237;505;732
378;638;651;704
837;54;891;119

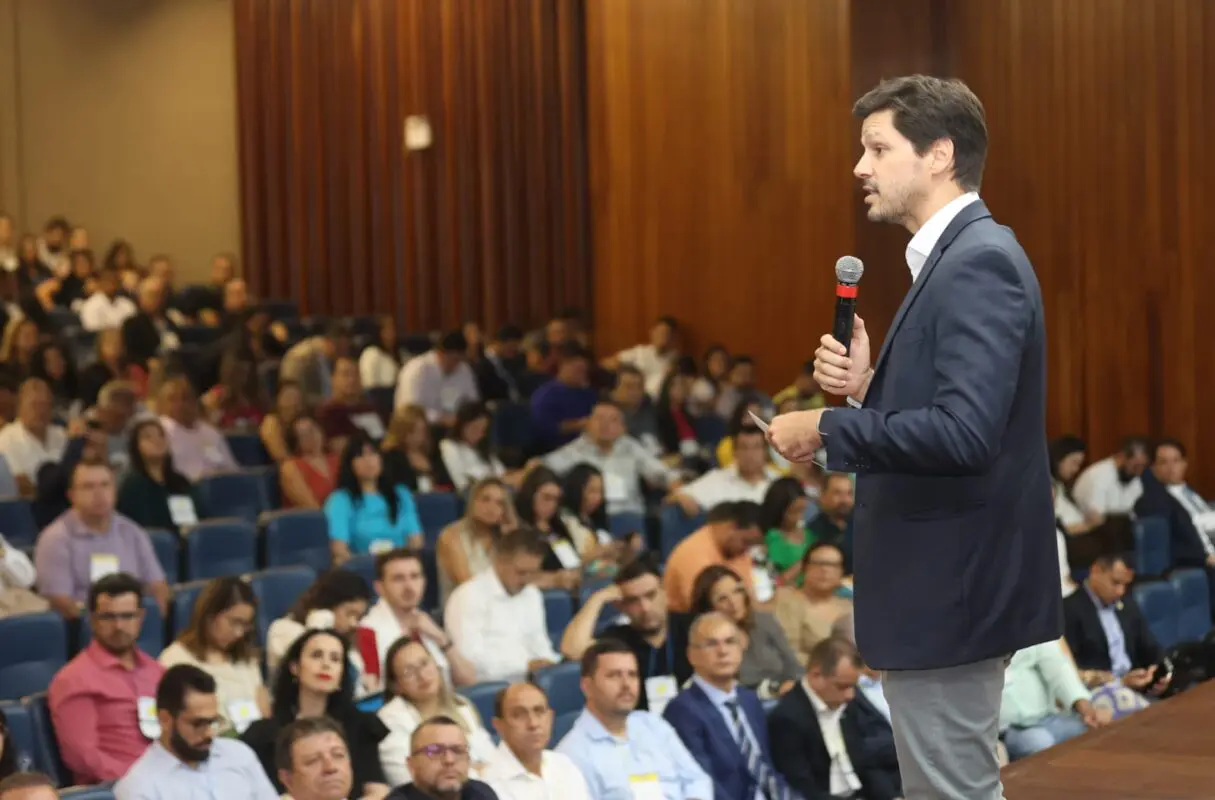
530;343;598;451
157;376;237;481
34;460;169;619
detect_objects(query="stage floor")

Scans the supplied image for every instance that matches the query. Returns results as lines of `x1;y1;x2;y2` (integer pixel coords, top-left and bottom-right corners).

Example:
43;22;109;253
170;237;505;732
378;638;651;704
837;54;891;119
1001;680;1215;798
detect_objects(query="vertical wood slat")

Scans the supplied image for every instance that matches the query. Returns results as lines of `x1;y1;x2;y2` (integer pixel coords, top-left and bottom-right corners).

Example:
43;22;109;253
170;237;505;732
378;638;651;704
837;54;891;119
233;0;591;331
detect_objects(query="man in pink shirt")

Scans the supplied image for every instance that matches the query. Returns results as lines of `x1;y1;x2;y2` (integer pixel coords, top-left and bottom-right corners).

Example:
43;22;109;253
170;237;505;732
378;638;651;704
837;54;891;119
48;571;165;784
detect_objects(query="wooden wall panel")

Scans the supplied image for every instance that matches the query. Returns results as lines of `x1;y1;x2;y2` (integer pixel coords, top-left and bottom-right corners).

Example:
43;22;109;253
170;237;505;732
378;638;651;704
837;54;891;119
585;0;856;390
944;0;1215;489
233;0;590;332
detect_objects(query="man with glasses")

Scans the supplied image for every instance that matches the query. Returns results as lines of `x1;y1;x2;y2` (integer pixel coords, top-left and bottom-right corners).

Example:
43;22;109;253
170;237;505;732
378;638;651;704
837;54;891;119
115;664;278;799
47;572;166;784
276;717;355;800
385;717;499;799
482;682;590;799
663;612;793;800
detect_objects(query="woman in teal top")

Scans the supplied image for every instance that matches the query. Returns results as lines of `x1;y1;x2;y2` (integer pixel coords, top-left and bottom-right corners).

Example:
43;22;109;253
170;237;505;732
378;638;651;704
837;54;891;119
760;476;814;586
325;431;423;564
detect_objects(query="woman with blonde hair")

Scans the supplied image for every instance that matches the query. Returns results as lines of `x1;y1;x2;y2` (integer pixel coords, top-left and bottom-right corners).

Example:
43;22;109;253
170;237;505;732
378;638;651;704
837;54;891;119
377;638;496;786
381;404;451;493
435;476;516;604
159;576;270;733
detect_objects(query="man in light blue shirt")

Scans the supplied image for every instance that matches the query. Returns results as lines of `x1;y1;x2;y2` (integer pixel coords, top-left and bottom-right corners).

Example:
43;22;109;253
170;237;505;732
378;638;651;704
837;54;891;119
999;639;1106;761
115;664;279;800
557;638;712;799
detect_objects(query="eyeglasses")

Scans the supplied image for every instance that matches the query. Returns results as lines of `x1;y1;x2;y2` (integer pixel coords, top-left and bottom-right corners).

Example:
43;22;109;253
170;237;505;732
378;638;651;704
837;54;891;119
411;744;469;760
95;611;140;622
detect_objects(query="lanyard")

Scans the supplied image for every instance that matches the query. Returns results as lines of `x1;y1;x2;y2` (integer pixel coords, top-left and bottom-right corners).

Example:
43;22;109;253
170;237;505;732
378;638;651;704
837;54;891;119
647;634;675;677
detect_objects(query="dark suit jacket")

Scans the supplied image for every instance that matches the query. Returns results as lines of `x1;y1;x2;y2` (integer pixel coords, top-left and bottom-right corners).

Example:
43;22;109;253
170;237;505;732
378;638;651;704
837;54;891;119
817;200;1060;670
1062;585;1162;672
768;683;901;800
386;780;499;800
662;680;790;800
1134;468;1210;569
121;311;177;368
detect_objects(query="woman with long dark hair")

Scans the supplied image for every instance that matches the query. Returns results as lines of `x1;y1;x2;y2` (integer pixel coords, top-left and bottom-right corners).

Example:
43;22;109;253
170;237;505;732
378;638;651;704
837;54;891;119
760;476;814;585
1050;435;1102;536
438;401;525;492
324;430;423;564
514;466;595;592
241;628;389;798
116;417;207;533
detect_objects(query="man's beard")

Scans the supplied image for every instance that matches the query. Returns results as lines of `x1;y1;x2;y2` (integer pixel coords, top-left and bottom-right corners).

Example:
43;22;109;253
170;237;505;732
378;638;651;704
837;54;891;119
1116;467;1136;484
170;727;212;763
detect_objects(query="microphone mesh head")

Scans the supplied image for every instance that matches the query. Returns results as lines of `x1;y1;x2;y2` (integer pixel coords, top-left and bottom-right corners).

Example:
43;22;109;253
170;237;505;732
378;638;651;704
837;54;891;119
835;256;864;285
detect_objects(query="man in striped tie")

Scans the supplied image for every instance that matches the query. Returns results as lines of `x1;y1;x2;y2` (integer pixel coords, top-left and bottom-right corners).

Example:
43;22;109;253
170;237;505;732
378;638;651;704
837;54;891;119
663;612;795;800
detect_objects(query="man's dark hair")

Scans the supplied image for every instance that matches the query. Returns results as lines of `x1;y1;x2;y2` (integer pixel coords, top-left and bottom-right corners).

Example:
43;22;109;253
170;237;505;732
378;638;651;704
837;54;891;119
1153;437;1186;461
44;216;70;233
656;315;678;330
614;555;661;586
705;500;762;530
822;472;853;491
580;637;636;678
732;354;754;367
492;681;547;719
157;664;217;716
0;771;56;794
554;342;590;362
1121;436;1151;458
70;456;114;488
88;571;143;612
410;715;463;749
1092;552;1131;571
274;716;348;772
374;547;424;581
808;636;863;676
800;540;845;571
615;363;644;381
853;74;988;193
496;323;523;342
733;426;766;446
438;330;468;352
495;526;548;559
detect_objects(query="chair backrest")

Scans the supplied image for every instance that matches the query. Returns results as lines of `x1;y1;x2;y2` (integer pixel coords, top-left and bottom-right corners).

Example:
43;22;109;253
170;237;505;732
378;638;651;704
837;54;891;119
1132;516;1171;577
249;567;317;643
226;432;269;468
26;692;69;786
0;698;38;773
659;504;706;560
608;511;645;540
0;459;17;498
184;519;258;580
1169;568;1213;642
0;497;38;547
533;662;584;716
457;681;509;730
491;402;533;453
542;590;573;646
261;509;331;573
693;415;727;447
195;472;268;524
79;594;165;658
1133;581;1181;650
342;555;377;597
414;492;461;549
0;612;67;699
549;709;579;748
147;528;181;585
170;579;215;639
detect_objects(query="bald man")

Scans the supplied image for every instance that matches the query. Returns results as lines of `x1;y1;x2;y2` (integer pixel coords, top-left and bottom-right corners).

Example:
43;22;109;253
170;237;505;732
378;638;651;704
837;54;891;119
0;771;59;800
482;682;590;800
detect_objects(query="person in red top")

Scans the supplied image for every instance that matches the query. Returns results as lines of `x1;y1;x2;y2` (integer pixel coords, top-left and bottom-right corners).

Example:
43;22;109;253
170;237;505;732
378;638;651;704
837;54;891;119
47;571;165;784
317;356;386;452
280;414;341;509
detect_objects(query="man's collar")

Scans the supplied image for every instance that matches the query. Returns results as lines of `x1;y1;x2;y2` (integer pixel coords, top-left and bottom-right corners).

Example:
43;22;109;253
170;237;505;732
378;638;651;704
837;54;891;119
691;674;737;706
492;739;547;779
1084;582;1120;611
86;640;148;671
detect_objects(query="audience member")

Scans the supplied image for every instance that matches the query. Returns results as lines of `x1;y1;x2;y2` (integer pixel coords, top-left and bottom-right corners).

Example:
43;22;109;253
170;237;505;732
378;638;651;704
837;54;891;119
79;267;137;332
29;342;78;421
557;639;710;799
0;378;67;496
242;629;390;798
318;355;386;446
324;430;423;564
378;639;497;786
530;343;597;451
440;402;511;493
279;414;340;508
394;331;480;427
772;542;854;666
0;530;43;616
608;364;659;454
670;426;779;515
266;570;373;689
361;315;403;390
280;321;353;406
274;717;356;800
445;527;559;683
159;576;270;734
201;349;266;429
483;682;591;800
48;573;167;784
472;324;527;403
115;417;206;533
359;548;476;687
122;276;181;368
436;477;516;604
35;459;169;618
382;404;453;493
664;500;761;613
1049;435;1104;536
806;473;855;572
514;466;598;591
0;320;41;386
714;355;771;420
383;717;499;800
78;329;146;408
772;359;826;412
760;477;814;583
1000;639;1109;761
1072;436;1150;517
768;636;901;800
654;369;701;460
605;316;680;398
260;380;306;462
156;376;237;480
114;664;278;799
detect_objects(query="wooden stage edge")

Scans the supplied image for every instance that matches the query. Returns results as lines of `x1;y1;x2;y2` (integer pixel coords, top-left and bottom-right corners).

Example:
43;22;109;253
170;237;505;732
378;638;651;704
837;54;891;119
1001;680;1215;799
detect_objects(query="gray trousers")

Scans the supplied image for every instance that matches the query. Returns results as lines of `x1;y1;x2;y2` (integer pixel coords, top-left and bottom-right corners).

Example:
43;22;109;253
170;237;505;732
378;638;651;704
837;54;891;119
882;656;1007;800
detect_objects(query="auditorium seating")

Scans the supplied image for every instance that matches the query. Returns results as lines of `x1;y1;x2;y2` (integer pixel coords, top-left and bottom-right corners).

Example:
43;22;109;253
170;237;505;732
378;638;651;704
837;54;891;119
184;519;259;580
543;590;574;648
249;566;316;641
414;492;461;548
550;710;579;746
0;612;67;699
457;680;508;730
225;432;270;467
1134;581;1181;649
534;661;583;716
609;511;645;539
0;496;39;547
660;504;706;560
195;471;269;524
1170;568;1212;642
261;509;331;573
1133;516;1171;577
147;528;181;584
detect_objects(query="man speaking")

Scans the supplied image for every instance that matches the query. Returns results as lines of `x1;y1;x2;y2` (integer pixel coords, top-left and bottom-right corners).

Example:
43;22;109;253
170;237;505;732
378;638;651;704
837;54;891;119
767;76;1060;799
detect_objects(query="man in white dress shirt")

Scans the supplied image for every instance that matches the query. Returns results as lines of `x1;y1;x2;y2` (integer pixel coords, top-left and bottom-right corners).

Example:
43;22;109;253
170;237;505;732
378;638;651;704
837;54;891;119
78;267;138;332
0;379;66;496
394;331;480;427
483;682;591;800
276;717;356;800
360;548;477;686
1072;437;1150;516
603;316;680;398
670;426;782;515
445;528;560;683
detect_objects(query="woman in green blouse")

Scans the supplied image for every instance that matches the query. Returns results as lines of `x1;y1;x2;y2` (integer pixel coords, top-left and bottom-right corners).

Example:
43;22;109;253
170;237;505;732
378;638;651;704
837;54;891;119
761;476;815;586
116;418;208;533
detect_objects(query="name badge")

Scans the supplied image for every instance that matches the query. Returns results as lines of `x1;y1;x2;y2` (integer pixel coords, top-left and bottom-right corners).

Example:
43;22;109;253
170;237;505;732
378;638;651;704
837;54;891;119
679;438;700;458
89;553;120;583
752;566;775;603
369;539;394;555
351;412;385;439
628;773;664;800
167;495;198;527
551;540;581;570
604;473;629;502
417;475;434;494
645;675;679;717
227;699;262;734
137;696;161;740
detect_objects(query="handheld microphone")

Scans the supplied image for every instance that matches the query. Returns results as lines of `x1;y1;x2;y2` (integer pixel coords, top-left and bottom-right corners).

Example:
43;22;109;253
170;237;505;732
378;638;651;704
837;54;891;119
833;256;864;355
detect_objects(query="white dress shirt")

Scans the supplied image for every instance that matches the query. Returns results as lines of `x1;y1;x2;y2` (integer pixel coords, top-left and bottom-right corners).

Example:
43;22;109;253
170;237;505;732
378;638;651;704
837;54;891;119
78;292;137;332
0;421;67;478
0;535;36;590
483;740;592;800
394;351;480;422
680;465;782;510
445;568;559;683
378;695;497;787
1072;457;1142;516
439;439;506;493
1053;480;1086;528
803;680;863;797
905;192;981;280
359;346;401;390
358;598;452;684
614;344;676;398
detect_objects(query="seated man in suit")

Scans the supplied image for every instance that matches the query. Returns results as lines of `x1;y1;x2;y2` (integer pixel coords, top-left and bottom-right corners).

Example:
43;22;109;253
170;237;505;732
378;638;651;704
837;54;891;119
1062;554;1171;698
767;637;901;800
662;611;794;800
1134;438;1215;614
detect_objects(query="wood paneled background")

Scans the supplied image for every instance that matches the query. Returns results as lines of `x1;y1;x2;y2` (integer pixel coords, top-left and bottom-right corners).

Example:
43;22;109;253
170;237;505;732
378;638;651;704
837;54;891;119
233;0;590;332
233;0;1215;489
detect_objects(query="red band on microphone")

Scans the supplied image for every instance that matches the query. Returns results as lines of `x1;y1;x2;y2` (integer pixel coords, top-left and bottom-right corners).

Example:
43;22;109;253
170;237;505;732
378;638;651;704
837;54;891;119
836;284;858;298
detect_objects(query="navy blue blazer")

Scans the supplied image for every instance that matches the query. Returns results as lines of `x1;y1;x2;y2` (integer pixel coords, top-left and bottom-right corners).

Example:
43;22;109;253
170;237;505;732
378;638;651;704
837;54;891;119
818;200;1061;670
662;680;791;800
1134;469;1209;569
